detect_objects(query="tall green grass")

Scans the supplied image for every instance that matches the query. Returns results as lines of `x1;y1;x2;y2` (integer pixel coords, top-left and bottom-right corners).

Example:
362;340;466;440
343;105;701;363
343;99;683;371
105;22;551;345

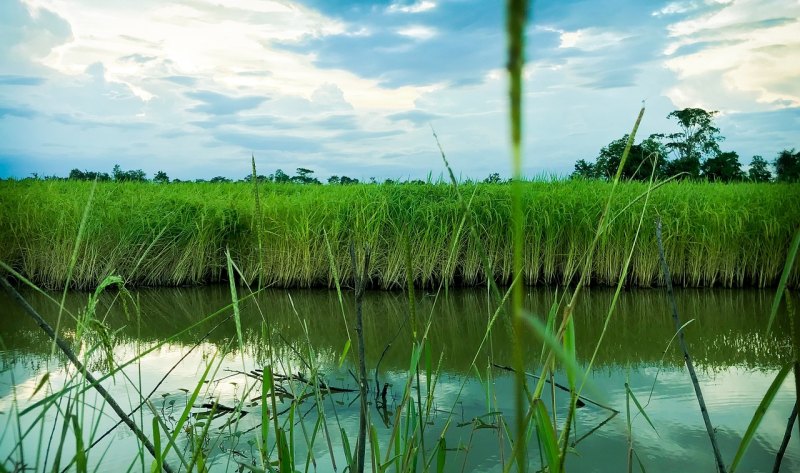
0;179;797;290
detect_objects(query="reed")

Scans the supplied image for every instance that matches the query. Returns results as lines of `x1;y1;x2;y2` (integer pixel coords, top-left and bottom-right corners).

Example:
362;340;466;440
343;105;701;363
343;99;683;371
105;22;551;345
0;179;796;290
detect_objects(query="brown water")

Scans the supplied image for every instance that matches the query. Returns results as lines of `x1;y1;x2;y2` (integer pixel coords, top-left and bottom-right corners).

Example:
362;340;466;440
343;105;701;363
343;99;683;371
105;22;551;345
0;286;796;472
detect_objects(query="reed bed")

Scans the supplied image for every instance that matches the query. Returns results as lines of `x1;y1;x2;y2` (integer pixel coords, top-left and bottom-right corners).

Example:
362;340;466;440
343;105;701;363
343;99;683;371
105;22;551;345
0;179;797;290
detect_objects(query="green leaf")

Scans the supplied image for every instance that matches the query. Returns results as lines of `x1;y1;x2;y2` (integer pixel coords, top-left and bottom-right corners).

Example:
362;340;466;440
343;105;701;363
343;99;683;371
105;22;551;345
729;363;792;472
341;428;354;470
624;383;658;435
164;353;215;461
278;428;292;473
425;342;432;389
533;400;560;471
338;339;351;369
523;311;585;394
71;415;86;473
409;343;422;372
225;248;244;351
261;367;271;457
370;424;382;473
29;372;50;401
436;437;447;473
564;317;576;389
151;416;162;473
767;225;800;333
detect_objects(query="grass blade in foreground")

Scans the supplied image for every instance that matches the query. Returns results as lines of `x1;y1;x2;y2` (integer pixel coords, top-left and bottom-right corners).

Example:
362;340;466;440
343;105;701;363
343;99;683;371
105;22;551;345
728;363;791;472
506;0;529;470
0;276;174;473
655;218;726;473
767;225;800;333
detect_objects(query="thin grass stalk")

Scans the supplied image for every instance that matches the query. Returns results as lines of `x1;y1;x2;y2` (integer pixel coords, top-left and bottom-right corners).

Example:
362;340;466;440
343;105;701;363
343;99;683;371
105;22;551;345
767;226;800;332
17;284;253;419
251;156;265;290
53;180;97;357
350;243;370;473
772;402;797;473
655;219;726;473
787;289;799;438
380;146;483;471
579;151;661;395
0;276;174;473
506;0;529;470
528;107;645;424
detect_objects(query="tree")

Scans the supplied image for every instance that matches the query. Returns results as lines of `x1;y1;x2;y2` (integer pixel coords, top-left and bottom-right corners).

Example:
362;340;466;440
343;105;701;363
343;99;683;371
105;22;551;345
327;175;340;185
339;176;359;185
483;172;503;183
571;159;597;179
291;167;321;184
701;151;744;182
659;108;723;179
584;134;667;181
210;176;231;183
112;164;146;182
270;169;291;183
153;171;169;183
69;169;111;181
747;156;771;182
774;148;800;182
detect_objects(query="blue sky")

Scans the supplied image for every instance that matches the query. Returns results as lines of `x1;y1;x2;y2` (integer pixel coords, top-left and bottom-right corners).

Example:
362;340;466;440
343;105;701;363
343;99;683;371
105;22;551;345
0;0;798;181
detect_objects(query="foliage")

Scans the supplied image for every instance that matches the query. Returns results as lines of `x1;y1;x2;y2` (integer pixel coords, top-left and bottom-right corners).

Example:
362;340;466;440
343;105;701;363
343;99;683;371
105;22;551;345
659;108;723;179
573;134;666;181
774;148;800;182
747;156;772;182
701;151;745;182
599;134;666;180
153;171;169;183
271;169;291;183
484;172;503;183
571;159;597;179
291;167;321;185
112;164;147;182
68;169;112;181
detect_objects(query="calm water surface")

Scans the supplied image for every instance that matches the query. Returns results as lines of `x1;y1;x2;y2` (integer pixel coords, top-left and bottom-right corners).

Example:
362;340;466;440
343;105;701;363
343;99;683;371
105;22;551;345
0;286;796;472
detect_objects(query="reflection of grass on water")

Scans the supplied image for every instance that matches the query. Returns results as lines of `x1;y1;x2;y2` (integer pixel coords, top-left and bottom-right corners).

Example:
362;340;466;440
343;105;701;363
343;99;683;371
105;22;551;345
2;287;791;372
2;4;800;473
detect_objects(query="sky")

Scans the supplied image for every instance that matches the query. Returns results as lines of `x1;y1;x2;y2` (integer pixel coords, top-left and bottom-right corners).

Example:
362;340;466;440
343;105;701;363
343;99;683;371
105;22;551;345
0;0;798;181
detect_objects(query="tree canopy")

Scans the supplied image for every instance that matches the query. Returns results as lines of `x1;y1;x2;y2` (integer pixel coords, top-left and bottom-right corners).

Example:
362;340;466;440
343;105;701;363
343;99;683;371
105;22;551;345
573;107;795;183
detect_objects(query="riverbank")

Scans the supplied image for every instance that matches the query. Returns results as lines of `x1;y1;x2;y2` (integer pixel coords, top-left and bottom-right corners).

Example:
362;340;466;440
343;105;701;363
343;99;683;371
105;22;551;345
0;179;797;289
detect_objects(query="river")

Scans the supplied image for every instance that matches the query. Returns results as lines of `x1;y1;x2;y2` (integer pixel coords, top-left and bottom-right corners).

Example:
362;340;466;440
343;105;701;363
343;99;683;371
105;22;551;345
0;286;796;472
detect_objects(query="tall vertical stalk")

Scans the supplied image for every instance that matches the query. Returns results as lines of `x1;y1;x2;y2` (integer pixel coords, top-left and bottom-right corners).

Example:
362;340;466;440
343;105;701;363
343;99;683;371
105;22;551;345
656;218;726;473
506;0;529;471
251;156;265;290
0;277;173;473
350;243;370;473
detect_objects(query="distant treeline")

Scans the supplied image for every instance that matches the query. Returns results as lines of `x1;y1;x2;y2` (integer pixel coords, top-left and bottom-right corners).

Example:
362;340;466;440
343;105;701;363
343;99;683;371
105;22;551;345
571;108;799;183
6;107;798;185
22;165;432;186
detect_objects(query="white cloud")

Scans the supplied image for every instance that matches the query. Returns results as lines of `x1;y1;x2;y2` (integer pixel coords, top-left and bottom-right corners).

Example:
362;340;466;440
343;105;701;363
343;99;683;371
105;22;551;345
396;25;439;41
662;0;800;109
387;1;437;14
557;28;628;51
652;1;701;17
21;0;433;111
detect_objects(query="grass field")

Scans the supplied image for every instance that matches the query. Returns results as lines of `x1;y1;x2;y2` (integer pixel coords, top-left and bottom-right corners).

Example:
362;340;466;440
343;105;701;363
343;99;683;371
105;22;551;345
0;179;797;290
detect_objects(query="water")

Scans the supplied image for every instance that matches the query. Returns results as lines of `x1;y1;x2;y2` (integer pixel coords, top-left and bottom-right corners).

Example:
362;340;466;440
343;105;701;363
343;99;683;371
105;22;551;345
0;286;796;472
